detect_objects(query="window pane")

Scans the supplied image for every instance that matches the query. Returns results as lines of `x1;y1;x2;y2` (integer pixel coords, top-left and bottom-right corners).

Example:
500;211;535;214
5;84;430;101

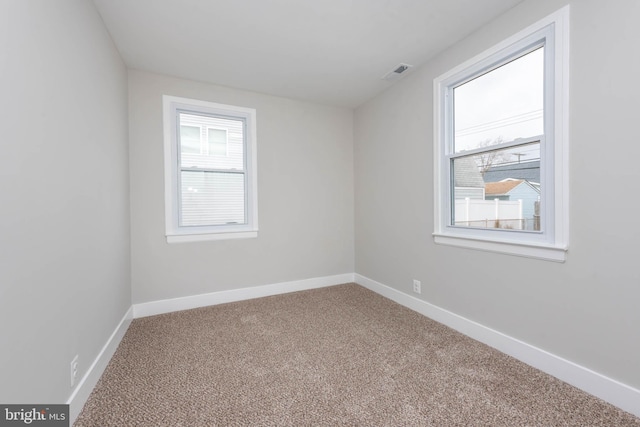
180;171;245;226
208;128;227;156
180;125;201;154
452;142;541;231
454;47;544;153
179;112;244;170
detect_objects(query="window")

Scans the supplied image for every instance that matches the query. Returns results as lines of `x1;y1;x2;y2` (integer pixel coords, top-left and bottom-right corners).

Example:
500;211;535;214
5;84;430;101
163;96;258;242
433;6;569;262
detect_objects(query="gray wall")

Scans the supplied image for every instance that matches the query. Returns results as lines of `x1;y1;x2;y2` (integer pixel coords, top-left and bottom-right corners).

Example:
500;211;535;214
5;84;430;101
4;0;638;407
129;70;354;304
0;0;130;403
354;0;640;390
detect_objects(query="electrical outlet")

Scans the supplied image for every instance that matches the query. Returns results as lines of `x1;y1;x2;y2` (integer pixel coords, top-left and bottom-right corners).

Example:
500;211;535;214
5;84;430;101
412;279;421;294
70;355;79;388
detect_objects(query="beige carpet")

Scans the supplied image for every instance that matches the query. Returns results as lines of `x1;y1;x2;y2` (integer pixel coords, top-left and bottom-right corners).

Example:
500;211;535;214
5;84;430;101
74;283;640;426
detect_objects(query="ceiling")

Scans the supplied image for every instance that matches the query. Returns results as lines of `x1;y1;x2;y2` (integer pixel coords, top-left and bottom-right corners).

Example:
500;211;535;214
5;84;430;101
92;0;524;108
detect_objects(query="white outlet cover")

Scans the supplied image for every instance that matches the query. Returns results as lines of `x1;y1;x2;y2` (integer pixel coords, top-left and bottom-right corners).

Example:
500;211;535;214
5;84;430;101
70;355;79;387
413;280;421;294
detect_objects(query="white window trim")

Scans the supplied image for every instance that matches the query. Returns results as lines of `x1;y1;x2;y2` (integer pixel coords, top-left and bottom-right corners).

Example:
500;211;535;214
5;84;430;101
163;95;258;243
433;6;569;262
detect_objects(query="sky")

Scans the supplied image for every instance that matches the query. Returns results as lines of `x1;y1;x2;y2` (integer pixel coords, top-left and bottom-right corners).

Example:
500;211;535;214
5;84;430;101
453;46;544;158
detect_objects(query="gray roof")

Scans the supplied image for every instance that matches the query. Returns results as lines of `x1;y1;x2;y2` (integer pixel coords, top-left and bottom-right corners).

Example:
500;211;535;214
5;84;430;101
483;160;540;183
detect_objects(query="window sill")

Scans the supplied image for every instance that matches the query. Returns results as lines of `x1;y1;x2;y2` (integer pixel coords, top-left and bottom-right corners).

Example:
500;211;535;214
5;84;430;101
433;233;567;262
167;230;258;244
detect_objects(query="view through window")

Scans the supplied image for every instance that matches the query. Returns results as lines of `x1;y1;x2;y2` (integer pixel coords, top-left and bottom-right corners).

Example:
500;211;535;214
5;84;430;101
451;47;543;232
178;112;245;227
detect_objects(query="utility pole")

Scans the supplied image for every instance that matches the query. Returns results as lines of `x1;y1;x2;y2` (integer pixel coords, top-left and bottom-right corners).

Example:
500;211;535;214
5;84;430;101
513;152;526;163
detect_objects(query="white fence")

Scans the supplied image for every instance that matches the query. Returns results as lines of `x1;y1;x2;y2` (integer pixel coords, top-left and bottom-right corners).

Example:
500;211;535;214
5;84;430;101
455;198;523;230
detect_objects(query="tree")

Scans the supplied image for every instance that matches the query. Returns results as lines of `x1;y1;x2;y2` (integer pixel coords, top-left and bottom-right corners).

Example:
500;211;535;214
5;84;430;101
474;137;512;177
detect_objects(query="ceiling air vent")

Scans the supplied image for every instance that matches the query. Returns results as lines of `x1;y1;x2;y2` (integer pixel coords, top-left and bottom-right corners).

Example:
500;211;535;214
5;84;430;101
382;63;413;81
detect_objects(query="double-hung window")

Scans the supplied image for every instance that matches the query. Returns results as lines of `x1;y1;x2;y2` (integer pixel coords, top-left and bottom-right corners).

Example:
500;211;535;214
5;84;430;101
163;96;258;243
433;7;569;261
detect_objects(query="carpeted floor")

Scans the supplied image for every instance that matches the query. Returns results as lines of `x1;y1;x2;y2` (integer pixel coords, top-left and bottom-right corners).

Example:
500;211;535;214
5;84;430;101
74;283;640;426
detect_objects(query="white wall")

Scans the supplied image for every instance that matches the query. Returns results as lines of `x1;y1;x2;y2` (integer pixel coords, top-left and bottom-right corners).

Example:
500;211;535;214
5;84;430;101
0;0;130;403
355;0;640;391
129;70;354;304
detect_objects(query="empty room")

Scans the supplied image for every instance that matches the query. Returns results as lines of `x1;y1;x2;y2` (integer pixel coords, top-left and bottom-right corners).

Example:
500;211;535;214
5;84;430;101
1;0;639;425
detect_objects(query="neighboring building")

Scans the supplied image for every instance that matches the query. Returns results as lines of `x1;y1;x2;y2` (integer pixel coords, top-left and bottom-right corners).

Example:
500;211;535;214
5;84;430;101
485;179;540;230
483;160;540;183
454;156;485;200
453;158;525;229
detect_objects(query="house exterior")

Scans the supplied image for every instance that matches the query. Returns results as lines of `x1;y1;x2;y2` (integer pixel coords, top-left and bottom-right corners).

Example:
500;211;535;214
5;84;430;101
485;179;540;230
453;156;485;200
483;160;540;183
178;113;246;226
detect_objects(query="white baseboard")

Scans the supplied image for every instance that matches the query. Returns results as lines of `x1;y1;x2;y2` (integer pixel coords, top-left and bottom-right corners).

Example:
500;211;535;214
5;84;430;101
67;306;133;425
133;273;355;318
355;274;640;418
65;273;640;423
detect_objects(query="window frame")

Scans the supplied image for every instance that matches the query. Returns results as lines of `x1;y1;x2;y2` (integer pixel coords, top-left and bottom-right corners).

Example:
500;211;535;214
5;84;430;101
163;95;258;243
433;6;569;262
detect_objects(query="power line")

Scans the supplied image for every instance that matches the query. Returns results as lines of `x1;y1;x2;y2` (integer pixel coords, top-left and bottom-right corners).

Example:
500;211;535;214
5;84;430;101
455;110;543;137
456;110;541;133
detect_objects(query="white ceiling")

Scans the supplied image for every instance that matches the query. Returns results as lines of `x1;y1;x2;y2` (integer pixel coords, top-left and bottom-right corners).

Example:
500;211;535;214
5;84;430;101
93;0;524;108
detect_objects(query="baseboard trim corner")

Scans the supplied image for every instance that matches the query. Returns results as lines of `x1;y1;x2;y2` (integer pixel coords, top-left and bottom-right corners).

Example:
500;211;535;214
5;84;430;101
67;306;133;424
354;273;640;418
133;273;355;318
